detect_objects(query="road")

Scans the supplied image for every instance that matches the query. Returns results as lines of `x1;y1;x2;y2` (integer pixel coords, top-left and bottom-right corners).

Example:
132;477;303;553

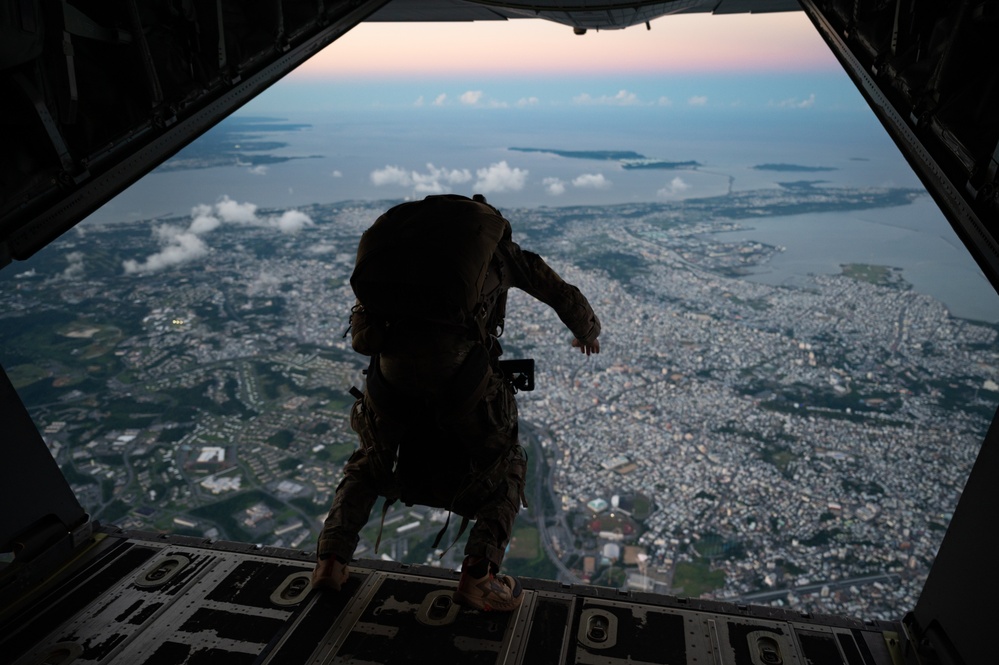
735;572;901;604
523;424;582;584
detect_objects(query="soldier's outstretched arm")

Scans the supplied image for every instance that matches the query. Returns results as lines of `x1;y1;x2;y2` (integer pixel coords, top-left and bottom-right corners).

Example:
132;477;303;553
499;240;601;348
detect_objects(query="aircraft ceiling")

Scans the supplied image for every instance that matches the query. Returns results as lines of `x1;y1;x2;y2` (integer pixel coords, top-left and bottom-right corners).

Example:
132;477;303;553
367;0;800;30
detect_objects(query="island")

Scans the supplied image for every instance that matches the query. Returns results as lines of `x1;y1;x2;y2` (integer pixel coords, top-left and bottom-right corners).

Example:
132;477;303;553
509;147;702;170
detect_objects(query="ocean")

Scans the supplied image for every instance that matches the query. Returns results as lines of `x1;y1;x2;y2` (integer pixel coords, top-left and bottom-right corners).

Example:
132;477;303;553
87;103;999;323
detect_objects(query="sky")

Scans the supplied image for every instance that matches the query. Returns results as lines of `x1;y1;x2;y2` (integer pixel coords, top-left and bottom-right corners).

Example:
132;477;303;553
293;12;839;78
244;10;853;113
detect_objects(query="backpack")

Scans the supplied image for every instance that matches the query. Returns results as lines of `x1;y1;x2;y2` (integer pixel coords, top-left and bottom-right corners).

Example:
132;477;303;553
349;195;518;556
350;195;511;335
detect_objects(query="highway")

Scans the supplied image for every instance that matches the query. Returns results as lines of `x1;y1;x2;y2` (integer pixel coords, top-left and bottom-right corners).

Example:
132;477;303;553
735;573;901;604
524;424;582;585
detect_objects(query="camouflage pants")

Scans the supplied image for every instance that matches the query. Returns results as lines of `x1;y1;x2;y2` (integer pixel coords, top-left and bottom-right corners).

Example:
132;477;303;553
317;365;527;570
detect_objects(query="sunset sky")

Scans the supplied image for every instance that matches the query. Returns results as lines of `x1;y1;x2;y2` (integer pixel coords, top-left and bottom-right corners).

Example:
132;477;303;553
294;11;837;78
246;10;855;113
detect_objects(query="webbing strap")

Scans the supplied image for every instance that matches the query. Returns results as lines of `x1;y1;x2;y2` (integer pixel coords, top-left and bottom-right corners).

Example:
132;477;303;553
431;512;451;550
374;496;397;554
432;512;471;559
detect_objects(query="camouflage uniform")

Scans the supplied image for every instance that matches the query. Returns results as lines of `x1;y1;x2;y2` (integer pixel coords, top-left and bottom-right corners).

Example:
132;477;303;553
318;206;600;572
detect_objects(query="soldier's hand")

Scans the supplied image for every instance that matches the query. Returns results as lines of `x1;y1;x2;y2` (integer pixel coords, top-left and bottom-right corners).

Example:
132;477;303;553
572;337;600;356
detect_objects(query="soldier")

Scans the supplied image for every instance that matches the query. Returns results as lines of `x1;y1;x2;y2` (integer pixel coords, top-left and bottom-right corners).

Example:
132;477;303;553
312;194;600;612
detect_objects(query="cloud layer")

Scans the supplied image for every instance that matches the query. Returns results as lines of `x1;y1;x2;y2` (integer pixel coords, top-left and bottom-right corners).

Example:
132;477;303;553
411;87;697;109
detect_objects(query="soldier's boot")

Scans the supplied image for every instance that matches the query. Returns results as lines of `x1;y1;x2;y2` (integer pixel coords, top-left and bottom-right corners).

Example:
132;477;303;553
311;556;349;592
453;556;524;612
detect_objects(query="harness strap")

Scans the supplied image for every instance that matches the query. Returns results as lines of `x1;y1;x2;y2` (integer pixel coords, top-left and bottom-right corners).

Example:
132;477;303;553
431;512;451;550
432;512;471;559
374;496;397;554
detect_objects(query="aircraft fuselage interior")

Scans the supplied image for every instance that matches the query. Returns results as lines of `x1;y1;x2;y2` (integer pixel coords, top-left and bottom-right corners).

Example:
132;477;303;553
1;1;996;663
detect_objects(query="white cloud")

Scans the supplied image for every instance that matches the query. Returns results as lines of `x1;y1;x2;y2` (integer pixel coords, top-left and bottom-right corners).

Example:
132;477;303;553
208;195;312;233
460;90;484;105
123;196;312;273
614;90;639;105
370;163;472;195
573;173;610;189
688;95;708;106
247;270;284;296
573;90;641;106
433;93;447;106
657;177;692;198
774;93;816;109
474;161;528;193
61;251;85;280
444;166;473;183
191;203;213;218
123;227;208;274
517;97;539;107
414;164;472;193
216;196;258;224
272;209;314;234
371;165;413;187
414;96;425;107
331;170;342;178
189;209;220;235
657;96;673;106
248;165;269;175
544;177;566;196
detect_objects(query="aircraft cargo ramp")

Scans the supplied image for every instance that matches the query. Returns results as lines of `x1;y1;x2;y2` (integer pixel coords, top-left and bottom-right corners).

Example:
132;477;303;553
1;527;902;665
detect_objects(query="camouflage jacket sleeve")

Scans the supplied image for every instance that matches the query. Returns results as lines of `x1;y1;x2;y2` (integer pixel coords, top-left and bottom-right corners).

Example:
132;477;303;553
497;239;601;344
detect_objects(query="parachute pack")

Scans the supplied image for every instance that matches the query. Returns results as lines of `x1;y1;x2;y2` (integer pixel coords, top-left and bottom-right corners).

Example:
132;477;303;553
350;194;511;334
348;196;531;559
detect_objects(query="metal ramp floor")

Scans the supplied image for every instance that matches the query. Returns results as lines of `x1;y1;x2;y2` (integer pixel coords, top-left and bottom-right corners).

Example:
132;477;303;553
2;528;903;664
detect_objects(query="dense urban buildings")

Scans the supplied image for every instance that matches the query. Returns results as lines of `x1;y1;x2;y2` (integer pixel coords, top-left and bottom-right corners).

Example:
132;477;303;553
2;188;994;621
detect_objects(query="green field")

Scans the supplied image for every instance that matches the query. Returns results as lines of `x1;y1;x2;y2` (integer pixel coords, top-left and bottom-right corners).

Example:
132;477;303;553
507;524;540;559
313;441;356;464
6;364;51;389
840;263;907;287
673;560;726;597
503;524;558;579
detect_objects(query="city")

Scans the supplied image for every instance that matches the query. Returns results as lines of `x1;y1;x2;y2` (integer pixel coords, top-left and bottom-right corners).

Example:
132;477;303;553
2;185;994;622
